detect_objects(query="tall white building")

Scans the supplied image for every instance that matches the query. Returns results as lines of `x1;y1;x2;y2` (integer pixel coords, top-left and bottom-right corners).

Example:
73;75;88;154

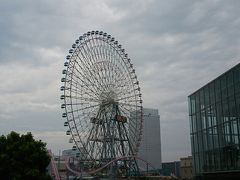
138;108;162;171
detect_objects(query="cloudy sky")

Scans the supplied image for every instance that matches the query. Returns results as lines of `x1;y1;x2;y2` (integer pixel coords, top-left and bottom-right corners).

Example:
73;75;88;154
0;0;240;162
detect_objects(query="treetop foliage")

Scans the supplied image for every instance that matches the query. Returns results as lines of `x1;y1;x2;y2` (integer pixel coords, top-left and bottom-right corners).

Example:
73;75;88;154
0;131;51;179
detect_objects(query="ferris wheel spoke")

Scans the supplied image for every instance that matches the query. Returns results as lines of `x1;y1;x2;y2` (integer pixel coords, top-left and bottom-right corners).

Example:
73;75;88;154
116;94;137;102
68;80;100;100
91;37;100;58
117;87;139;97
89;37;103;64
123;121;140;143
65;102;90;107
74;55;99;87
111;46;127;77
114;76;129;86
98;39;105;60
126;99;142;104
109;47;121;85
96;38;107;62
114;77;133;90
65;85;99;102
91;67;110;93
107;66;115;88
97;45;104;61
117;105;132;117
71;108;96;130
82;41;108;87
69;104;100;113
118;102;140;108
67;71;101;98
67;88;99;100
74;54;105;93
102;38;109;60
81;40;96;62
115;85;132;96
88;39;101;64
62;31;143;173
94;61;112;91
69;95;100;103
129;126;142;144
101;61;117;90
79;58;110;94
107;46;119;86
74;109;97;121
86;37;98;61
65;67;97;92
77;44;107;92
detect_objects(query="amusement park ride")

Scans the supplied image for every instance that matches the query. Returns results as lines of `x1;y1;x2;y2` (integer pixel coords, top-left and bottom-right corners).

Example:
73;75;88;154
60;31;154;178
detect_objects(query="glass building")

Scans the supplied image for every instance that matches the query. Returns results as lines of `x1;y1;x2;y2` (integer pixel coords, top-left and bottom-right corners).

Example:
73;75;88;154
188;63;240;180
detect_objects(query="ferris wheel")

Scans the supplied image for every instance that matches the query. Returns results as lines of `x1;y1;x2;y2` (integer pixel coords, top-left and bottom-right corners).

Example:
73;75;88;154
60;30;143;174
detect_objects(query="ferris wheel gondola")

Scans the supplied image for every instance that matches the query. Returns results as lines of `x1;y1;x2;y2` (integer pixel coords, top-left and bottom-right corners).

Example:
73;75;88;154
61;30;143;175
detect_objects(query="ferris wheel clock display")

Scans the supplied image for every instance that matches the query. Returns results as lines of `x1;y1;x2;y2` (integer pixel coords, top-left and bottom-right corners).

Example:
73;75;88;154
61;30;143;175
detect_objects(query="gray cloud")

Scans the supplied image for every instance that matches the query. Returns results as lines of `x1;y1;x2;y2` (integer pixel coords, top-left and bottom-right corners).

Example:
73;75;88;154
0;0;240;161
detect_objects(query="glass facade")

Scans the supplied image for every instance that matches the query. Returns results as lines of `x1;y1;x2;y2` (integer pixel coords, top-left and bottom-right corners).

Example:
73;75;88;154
188;64;240;178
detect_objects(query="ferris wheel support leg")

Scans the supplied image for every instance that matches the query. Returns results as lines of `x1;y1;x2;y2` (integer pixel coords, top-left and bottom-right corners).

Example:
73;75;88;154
122;123;140;177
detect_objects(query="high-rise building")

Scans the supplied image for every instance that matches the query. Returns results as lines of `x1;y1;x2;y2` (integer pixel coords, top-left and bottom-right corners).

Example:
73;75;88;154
188;63;240;180
137;108;162;171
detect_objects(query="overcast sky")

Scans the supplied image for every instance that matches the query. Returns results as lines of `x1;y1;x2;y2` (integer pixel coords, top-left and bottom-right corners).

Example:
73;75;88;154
0;0;240;162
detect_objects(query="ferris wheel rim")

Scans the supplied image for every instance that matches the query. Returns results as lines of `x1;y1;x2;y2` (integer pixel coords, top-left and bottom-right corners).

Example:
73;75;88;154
61;30;143;165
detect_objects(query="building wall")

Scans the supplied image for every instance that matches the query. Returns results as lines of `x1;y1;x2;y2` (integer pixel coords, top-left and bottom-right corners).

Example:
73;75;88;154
161;161;180;177
138;108;162;171
180;156;193;180
188;63;240;179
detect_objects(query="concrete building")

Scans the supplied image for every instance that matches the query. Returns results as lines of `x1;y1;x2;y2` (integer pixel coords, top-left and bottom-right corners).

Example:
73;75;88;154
62;147;87;160
62;149;80;157
180;156;193;180
137;108;162;172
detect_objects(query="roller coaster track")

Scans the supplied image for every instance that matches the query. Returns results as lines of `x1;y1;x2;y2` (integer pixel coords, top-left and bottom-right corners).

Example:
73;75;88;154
64;156;158;177
48;150;61;180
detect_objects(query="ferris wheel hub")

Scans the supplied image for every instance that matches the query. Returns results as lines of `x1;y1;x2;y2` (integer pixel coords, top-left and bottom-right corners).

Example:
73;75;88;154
61;31;143;176
100;90;117;104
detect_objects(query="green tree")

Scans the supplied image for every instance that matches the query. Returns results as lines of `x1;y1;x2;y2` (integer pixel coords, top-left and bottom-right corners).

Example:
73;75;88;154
0;131;51;179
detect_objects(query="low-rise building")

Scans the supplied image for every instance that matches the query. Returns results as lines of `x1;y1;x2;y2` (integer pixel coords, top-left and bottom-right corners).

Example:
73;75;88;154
180;156;193;180
161;161;180;178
